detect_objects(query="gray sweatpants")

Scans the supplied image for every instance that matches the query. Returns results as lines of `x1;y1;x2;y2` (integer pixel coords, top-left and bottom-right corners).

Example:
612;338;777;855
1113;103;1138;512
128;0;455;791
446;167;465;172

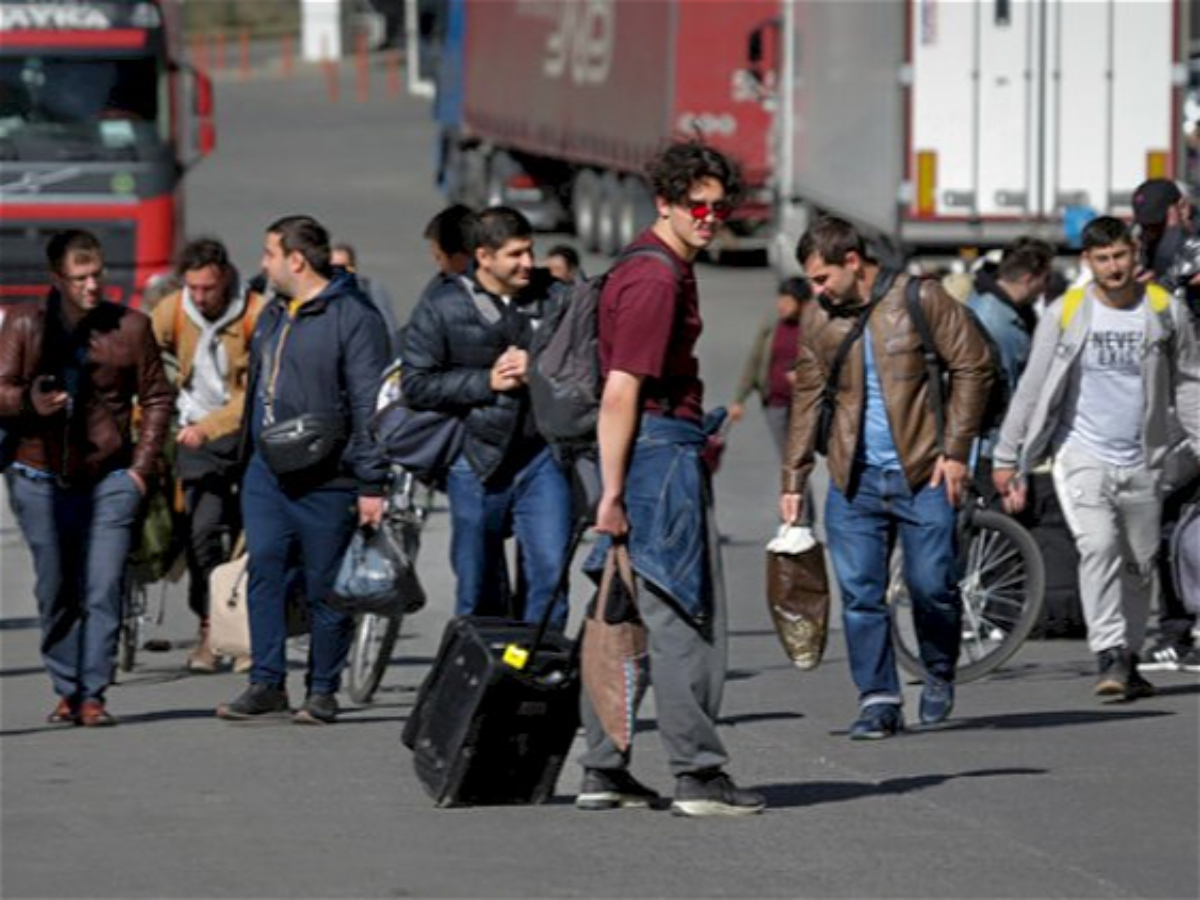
580;538;729;777
1052;443;1162;656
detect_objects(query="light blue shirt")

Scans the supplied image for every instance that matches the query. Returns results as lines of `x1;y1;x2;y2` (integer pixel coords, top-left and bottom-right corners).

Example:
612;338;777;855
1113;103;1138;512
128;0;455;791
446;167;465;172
860;330;901;469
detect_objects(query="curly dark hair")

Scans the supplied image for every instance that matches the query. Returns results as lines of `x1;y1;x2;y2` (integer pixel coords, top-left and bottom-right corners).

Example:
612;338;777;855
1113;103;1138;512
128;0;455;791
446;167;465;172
645;139;743;206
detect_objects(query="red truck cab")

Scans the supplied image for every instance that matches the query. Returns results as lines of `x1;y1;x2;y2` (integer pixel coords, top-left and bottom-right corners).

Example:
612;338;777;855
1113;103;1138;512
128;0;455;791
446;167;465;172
0;0;213;318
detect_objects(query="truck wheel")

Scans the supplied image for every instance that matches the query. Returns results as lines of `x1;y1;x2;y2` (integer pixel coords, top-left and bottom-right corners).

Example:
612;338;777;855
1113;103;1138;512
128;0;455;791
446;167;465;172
596;171;622;256
617;175;655;250
571;169;602;251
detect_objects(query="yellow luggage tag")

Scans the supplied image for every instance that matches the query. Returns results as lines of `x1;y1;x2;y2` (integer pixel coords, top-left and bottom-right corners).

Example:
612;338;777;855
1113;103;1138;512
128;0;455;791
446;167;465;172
502;643;529;670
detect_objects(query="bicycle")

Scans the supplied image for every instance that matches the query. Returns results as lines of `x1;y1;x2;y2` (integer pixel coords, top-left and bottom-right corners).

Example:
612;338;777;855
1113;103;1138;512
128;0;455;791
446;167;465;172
117;568;168;674
886;487;1046;683
344;465;431;704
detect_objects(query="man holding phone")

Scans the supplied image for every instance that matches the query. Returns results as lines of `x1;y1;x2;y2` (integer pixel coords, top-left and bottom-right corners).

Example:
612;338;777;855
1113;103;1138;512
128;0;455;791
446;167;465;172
0;229;174;727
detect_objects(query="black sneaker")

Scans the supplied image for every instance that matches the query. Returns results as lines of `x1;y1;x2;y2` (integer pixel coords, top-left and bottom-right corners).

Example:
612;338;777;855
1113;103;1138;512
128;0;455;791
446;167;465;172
216;683;290;720
670;771;765;817
293;693;339;725
849;703;903;740
1094;648;1129;697
575;769;660;811
1123;656;1156;701
1139;638;1192;672
1178;646;1200;673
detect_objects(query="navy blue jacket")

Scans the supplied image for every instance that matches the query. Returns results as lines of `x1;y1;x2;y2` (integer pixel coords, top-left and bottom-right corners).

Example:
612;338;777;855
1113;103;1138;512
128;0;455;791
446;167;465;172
243;272;390;494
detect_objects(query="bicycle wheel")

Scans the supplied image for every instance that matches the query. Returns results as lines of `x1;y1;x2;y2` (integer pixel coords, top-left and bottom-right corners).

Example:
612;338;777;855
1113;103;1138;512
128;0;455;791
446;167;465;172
345;612;402;704
118;575;145;673
890;509;1046;683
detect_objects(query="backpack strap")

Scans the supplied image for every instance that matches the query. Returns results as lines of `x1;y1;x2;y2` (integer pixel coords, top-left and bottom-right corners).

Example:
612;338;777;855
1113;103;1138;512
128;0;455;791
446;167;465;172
1060;286;1087;330
903;277;946;454
172;290;185;349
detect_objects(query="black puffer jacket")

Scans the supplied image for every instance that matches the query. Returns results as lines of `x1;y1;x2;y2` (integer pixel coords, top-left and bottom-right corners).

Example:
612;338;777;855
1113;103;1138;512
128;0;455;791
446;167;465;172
401;271;558;483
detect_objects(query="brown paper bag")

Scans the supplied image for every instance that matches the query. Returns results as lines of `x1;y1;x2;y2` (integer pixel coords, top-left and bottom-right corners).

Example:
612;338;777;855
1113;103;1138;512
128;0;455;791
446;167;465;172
581;545;647;752
766;541;830;671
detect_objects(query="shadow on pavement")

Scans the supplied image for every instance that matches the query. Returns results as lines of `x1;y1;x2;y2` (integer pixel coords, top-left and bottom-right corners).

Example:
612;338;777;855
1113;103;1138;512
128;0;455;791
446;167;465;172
0;665;46;679
0;617;39;631
0;706;215;737
759;767;1047;809
942;707;1173;731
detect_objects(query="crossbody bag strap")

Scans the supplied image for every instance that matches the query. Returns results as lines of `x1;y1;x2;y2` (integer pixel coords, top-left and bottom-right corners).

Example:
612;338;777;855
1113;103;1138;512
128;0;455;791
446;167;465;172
903;277;946;453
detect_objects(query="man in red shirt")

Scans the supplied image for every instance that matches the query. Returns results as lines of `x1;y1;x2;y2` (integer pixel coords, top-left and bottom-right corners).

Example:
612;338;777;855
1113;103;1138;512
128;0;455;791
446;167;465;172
575;140;765;817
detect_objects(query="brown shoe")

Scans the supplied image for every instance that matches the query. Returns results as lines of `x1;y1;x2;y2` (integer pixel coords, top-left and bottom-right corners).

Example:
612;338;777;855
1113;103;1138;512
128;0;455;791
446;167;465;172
47;697;79;726
232;654;252;675
79;699;117;727
186;622;219;674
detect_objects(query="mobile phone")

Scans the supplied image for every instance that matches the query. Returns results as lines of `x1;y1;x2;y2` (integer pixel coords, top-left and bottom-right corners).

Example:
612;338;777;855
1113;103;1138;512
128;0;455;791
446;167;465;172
37;374;64;392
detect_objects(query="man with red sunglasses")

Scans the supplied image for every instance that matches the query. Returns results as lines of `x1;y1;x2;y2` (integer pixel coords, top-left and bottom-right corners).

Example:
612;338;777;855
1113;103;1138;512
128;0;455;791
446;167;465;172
575;140;765;817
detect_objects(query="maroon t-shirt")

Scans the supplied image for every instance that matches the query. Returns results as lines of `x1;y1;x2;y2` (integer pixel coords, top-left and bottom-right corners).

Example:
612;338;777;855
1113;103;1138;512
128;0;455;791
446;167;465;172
766;318;801;408
598;230;703;422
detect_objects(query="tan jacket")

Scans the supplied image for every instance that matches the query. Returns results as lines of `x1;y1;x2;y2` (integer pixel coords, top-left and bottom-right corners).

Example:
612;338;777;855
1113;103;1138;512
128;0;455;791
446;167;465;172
782;274;994;496
151;288;263;442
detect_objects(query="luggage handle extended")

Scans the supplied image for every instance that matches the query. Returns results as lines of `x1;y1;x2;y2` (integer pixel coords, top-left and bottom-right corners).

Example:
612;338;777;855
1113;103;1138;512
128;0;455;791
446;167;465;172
516;513;591;670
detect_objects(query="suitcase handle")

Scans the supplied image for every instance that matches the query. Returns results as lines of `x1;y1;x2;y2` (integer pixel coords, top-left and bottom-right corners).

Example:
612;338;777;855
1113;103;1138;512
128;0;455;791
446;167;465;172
522;515;590;666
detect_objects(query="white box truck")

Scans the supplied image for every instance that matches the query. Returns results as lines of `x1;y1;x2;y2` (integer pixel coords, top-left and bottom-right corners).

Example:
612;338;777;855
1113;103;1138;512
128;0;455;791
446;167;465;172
765;0;1188;267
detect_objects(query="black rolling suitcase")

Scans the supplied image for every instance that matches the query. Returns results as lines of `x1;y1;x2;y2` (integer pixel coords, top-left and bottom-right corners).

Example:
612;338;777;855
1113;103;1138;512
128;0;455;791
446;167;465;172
401;525;586;807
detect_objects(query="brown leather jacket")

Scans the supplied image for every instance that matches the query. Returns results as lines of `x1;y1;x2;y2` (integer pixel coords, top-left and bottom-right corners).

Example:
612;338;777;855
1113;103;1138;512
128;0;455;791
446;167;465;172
782;274;994;497
0;293;174;484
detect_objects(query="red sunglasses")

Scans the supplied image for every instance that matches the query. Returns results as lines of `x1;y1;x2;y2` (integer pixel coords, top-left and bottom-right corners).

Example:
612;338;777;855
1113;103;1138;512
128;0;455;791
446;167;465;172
686;200;733;222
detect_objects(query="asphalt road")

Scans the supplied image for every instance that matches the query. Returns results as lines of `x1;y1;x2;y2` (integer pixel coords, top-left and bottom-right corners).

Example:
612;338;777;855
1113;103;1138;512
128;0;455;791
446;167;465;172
1;58;1198;900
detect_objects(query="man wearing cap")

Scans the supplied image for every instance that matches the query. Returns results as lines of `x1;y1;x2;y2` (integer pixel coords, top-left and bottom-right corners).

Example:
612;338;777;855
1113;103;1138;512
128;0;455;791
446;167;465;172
1133;178;1193;282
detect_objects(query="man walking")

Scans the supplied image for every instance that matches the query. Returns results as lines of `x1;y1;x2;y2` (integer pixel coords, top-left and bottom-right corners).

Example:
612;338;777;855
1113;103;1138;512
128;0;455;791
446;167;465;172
402;206;571;627
992;215;1200;700
216;215;391;725
0;229;174;726
574;140;765;817
151;237;263;673
780;216;994;739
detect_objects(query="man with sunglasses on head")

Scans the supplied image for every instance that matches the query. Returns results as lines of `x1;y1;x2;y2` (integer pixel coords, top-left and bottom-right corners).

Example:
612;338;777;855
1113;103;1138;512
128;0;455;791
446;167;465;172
780;216;994;740
574;140;765;817
0;229;174;727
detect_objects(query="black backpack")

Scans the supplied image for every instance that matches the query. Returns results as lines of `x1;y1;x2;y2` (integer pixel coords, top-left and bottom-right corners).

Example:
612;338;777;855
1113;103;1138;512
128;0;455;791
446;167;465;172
527;246;678;448
904;276;1009;451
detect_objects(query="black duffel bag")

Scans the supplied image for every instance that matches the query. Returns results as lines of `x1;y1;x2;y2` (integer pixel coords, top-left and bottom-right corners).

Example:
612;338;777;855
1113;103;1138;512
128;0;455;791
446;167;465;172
258;412;347;477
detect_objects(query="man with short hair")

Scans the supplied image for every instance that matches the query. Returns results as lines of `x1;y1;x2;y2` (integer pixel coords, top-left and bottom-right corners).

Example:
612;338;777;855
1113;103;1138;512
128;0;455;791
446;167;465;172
575;140;765;817
423;203;473;276
0;229;174;726
402;206;571;627
544;243;584;284
966;236;1055;395
331;241;400;351
215;215;391;725
993;216;1200;700
781;216;994;739
151;237;263;673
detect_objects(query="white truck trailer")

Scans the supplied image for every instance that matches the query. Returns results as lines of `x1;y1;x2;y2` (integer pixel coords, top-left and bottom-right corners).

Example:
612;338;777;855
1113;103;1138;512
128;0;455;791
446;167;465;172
766;0;1188;267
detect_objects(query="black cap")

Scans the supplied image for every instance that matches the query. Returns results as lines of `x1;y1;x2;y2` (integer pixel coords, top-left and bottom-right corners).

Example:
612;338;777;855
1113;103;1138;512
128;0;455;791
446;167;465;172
1132;179;1183;226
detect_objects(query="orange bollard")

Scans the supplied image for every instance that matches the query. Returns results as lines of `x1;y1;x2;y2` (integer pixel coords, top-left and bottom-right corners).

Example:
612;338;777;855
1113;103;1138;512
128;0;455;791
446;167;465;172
215;31;227;71
355;31;369;103
238;29;250;81
191;33;210;73
281;33;294;79
386;48;401;97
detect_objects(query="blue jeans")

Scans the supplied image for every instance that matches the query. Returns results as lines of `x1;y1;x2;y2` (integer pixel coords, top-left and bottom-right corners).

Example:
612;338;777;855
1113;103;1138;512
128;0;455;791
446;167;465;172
825;465;961;705
241;455;357;695
445;446;571;627
8;467;143;701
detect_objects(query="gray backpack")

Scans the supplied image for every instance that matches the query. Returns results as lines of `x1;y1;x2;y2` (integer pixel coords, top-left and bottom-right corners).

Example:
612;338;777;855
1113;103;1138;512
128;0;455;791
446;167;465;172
527;246;677;447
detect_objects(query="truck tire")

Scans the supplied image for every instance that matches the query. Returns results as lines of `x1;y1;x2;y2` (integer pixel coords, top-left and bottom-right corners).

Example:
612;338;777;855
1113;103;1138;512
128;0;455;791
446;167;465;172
617;175;655;250
571;169;602;251
596;171;622;256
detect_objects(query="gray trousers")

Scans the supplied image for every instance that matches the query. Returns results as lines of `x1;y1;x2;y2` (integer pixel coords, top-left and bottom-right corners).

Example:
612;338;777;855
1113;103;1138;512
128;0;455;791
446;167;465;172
580;536;729;777
1052;443;1162;655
